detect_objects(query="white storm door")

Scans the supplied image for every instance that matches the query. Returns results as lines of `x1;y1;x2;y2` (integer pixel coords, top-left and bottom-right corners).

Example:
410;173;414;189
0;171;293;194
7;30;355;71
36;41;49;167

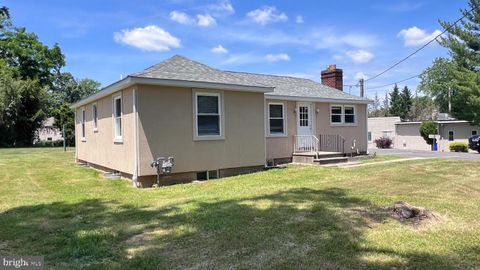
297;103;313;136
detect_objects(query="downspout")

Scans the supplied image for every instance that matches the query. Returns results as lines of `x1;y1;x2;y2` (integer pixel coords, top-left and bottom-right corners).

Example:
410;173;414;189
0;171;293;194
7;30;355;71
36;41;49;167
132;87;140;187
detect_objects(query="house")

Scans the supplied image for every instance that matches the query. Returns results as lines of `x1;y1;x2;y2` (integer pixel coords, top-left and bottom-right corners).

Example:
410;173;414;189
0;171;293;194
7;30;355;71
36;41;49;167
368;114;479;151
35;117;63;143
72;55;370;187
367;117;401;147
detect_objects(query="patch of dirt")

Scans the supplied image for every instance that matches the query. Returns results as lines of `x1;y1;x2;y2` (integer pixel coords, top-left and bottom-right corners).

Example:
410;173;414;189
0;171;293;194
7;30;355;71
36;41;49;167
348;202;442;229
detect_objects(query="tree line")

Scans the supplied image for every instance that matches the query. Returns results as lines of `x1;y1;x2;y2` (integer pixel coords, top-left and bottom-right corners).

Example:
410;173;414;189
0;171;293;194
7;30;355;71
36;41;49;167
368;85;436;121
370;0;480;126
0;6;100;147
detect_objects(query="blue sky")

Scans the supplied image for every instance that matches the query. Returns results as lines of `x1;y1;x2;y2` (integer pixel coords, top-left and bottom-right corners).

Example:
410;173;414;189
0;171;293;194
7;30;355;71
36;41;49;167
4;0;468;99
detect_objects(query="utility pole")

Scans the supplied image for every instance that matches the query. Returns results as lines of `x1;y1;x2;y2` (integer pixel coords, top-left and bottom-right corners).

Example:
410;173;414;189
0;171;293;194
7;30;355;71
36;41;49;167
359;78;364;97
448;86;452;114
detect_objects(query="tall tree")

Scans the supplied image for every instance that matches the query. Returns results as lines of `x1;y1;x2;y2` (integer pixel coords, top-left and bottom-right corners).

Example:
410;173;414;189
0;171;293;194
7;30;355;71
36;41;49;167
389;84;402;117
0;61;46;146
420;0;480;125
411;96;436;121
419;58;456;113
399;86;413;120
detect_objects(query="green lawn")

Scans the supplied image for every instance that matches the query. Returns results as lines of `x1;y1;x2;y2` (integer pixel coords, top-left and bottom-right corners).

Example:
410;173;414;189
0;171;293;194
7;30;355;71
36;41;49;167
358;155;403;164
1;148;480;269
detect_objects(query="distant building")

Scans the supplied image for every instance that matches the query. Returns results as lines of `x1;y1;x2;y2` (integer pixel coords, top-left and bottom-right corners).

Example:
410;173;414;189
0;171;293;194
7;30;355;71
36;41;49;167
367;117;401;147
35;117;63;142
369;114;479;152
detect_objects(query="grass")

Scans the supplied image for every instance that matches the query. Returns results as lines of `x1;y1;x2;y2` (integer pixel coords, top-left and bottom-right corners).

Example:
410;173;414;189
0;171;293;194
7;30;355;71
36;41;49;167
358;155;403;164
1;148;480;269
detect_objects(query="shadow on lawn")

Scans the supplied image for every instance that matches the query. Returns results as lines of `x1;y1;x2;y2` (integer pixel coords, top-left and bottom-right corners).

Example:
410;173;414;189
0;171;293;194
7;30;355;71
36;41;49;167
0;188;466;269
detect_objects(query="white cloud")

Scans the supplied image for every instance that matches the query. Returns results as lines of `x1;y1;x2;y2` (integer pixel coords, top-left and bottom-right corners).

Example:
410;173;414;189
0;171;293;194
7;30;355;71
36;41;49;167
354;72;369;80
246;6;288;25
345;49;374;63
398;26;442;46
265;53;290;62
211;44;228;54
295;15;304;24
113;25;180;52
209;0;234;14
196;14;216;27
333;54;344;61
169;11;194;24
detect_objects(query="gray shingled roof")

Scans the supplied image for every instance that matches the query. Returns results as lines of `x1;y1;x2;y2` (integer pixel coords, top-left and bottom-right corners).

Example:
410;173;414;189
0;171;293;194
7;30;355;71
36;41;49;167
132;55;369;102
132;55;269;88
225;71;369;101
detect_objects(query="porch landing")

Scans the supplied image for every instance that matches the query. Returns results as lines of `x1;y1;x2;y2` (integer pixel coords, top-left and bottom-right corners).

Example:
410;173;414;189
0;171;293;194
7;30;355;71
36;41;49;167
292;151;348;165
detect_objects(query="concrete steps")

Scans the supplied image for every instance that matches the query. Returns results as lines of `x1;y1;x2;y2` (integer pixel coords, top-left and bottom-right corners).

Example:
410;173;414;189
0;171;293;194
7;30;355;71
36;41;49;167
292;151;347;165
314;156;349;165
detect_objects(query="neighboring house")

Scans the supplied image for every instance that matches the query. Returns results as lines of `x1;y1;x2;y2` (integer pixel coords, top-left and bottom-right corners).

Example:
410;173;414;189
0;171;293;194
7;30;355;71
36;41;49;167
35;117;63;142
367;117;400;147
72;55;370;187
395;120;479;152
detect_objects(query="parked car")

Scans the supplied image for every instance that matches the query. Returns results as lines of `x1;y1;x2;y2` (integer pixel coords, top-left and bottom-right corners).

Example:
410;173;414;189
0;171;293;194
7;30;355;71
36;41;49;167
469;135;480;152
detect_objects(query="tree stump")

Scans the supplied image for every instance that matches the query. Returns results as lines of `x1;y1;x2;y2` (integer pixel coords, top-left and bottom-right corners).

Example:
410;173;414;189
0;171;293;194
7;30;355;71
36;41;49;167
390;201;435;221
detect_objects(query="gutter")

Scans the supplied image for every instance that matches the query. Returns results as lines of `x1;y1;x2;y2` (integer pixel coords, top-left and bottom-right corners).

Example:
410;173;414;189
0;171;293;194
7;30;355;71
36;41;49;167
265;94;372;104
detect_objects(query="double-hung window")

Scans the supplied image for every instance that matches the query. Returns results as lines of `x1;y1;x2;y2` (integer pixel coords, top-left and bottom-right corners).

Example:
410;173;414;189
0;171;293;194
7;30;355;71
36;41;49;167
113;95;122;141
196;93;221;137
344;106;355;124
331;106;343;124
331;105;356;125
93;104;98;131
81;108;86;141
268;103;285;135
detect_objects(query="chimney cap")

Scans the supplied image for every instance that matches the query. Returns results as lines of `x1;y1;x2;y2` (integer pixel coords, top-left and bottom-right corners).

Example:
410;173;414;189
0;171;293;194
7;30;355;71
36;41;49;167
328;64;337;71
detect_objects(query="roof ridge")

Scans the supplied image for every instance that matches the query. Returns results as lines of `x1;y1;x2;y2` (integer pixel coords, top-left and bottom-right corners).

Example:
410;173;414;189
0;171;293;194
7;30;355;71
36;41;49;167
224;69;316;82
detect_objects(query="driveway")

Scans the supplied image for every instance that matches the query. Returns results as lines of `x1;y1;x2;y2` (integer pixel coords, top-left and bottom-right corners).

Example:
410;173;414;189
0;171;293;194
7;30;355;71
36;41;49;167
369;148;480;161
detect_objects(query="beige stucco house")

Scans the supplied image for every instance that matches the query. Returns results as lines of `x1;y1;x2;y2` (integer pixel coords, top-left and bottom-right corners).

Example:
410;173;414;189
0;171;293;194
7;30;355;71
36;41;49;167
72;55;370;187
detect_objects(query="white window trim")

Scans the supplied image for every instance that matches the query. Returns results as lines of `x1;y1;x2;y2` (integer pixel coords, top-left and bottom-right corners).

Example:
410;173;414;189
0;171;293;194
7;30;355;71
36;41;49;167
113;93;123;143
92;102;98;132
267;102;287;137
448;130;455;141
80;108;86;142
193;91;225;141
330;104;357;126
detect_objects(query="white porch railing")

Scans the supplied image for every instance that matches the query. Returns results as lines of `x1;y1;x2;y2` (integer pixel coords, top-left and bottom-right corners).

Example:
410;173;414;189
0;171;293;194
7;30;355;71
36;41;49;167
294;135;319;153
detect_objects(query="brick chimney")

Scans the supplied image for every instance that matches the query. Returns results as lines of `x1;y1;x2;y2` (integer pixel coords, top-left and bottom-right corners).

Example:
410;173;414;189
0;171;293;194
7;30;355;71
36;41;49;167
321;64;343;91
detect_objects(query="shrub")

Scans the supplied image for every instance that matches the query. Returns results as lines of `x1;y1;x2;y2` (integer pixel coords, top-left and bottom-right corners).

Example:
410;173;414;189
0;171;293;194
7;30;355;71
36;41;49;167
419;121;438;145
449;142;468;152
374;137;393;149
34;139;64;147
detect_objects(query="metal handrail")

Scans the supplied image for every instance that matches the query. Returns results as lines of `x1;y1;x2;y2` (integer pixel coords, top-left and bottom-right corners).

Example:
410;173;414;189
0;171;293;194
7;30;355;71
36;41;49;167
318;134;346;153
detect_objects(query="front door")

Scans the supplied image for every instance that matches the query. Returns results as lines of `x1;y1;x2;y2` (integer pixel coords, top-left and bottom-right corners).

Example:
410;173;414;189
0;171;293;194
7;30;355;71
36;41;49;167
297;103;313;136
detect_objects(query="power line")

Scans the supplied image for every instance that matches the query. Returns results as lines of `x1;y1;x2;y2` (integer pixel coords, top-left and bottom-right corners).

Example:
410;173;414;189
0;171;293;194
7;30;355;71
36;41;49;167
364;7;474;83
365;74;421;90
